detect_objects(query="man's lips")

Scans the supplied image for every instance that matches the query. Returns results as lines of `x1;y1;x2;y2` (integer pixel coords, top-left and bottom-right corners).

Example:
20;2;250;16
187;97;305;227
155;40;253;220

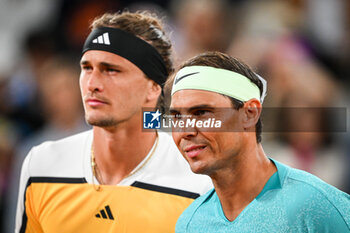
183;144;207;158
86;98;108;107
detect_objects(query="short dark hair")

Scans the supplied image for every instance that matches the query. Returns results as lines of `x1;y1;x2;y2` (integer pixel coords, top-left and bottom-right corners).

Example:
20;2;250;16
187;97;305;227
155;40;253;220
168;51;263;143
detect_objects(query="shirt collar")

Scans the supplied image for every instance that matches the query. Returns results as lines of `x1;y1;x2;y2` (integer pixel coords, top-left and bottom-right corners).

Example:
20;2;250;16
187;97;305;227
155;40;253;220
256;158;289;199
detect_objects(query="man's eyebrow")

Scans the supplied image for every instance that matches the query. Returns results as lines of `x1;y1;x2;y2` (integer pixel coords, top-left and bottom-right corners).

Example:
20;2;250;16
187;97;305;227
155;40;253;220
169;105;215;114
79;60;122;69
188;105;215;112
80;60;89;65
100;62;122;69
169;108;180;114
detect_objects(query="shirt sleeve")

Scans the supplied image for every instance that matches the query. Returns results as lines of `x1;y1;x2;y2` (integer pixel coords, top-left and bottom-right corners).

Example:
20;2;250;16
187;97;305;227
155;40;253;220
313;195;350;233
15;149;31;233
305;203;350;233
15;148;43;233
288;185;350;233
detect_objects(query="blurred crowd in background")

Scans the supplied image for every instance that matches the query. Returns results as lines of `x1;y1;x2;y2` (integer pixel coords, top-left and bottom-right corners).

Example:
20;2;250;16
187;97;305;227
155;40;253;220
0;0;350;231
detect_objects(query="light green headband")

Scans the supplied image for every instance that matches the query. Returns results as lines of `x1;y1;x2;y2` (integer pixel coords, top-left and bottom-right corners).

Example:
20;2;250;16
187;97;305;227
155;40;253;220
171;66;266;103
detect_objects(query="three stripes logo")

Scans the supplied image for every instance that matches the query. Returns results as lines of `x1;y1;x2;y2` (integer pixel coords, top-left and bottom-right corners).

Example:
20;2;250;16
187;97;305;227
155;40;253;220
95;205;114;220
92;32;110;45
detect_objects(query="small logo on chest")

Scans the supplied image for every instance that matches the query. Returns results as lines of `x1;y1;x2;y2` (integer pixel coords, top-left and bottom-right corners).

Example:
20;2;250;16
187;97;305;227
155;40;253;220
95;205;114;220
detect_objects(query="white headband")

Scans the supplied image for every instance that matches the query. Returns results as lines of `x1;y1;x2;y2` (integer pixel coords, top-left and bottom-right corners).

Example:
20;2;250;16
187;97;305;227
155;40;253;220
172;66;267;103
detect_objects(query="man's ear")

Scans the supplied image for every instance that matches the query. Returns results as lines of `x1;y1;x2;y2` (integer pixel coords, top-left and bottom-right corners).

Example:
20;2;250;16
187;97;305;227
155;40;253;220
146;80;161;102
242;99;262;130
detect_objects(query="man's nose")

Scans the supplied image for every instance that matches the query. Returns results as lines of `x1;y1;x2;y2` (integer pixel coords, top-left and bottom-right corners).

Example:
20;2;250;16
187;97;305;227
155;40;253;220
173;118;198;139
87;70;104;92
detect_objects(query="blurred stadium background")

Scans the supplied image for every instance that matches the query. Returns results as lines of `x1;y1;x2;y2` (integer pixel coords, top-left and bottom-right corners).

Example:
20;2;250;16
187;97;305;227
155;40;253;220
0;0;349;231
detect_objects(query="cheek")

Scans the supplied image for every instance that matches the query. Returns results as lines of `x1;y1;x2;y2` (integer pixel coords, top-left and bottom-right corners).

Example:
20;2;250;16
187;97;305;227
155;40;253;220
79;75;87;95
171;132;182;148
115;80;147;102
134;80;152;100
198;132;216;149
218;133;240;153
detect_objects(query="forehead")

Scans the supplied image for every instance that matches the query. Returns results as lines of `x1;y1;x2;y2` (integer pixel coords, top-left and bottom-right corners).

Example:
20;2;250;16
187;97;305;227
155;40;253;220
170;89;232;108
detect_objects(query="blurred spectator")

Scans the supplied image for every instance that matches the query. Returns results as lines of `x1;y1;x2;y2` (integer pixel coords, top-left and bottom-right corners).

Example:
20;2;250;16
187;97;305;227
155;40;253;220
229;0;350;81
0;117;17;232
35;55;87;135
3;55;90;233
2;30;57;139
228;0;349;191
303;0;350;81
0;0;59;77
263;76;348;191
228;0;305;74
171;0;234;65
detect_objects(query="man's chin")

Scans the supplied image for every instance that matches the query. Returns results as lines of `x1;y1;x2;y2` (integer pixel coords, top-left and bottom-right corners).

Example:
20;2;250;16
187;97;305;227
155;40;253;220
189;163;209;175
86;117;117;127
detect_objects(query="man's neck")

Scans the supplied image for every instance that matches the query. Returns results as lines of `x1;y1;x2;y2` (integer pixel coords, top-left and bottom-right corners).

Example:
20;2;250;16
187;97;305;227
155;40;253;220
91;121;157;185
211;143;277;222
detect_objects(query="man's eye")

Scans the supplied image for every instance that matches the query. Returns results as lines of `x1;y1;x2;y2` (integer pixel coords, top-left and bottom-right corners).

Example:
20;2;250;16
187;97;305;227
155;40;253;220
193;110;209;116
107;68;120;73
82;66;92;71
172;113;181;119
170;112;181;119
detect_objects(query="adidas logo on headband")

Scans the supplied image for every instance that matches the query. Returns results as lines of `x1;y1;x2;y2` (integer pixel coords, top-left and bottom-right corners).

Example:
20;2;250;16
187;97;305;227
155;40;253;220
92;32;110;45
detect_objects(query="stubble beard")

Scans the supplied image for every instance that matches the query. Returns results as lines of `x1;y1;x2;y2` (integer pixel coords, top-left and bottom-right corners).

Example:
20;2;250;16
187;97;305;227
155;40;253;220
85;115;118;127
